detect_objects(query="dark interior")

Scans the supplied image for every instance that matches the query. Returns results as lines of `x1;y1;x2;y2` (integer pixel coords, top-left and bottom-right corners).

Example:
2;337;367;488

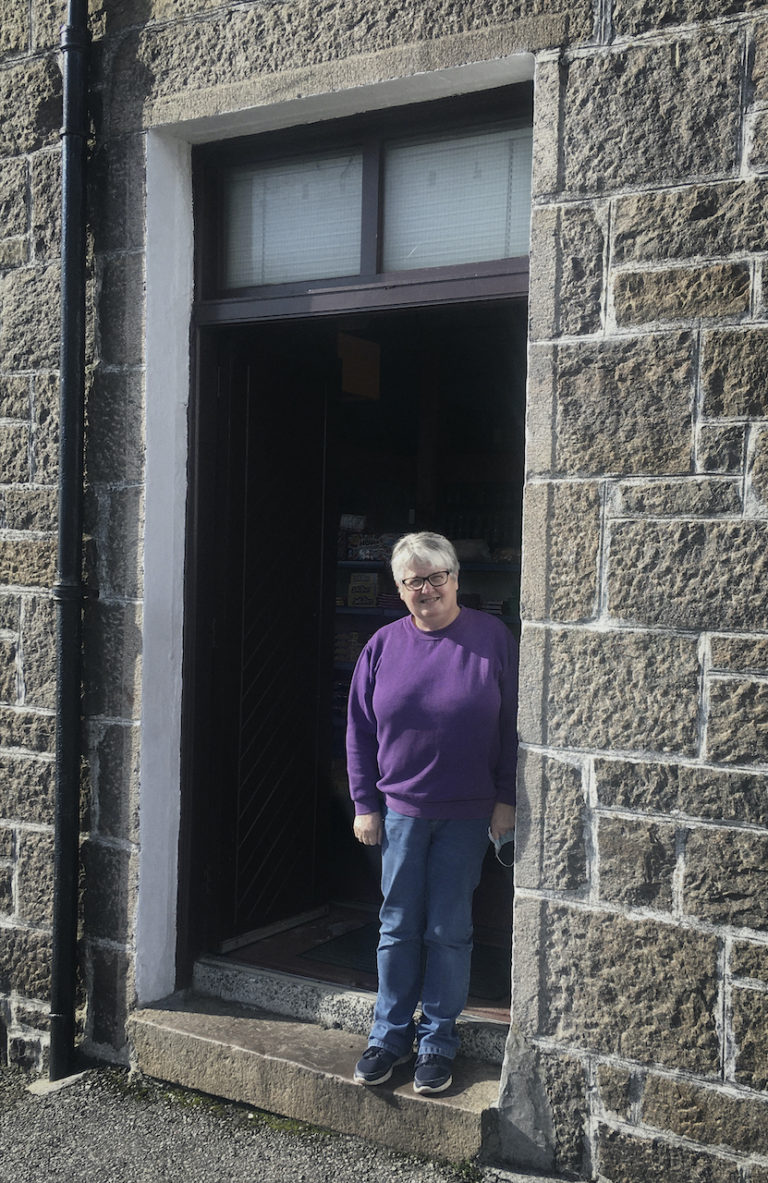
183;298;526;1013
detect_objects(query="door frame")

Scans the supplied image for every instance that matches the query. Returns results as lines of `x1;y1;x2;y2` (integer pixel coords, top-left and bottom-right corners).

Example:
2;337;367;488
136;60;535;996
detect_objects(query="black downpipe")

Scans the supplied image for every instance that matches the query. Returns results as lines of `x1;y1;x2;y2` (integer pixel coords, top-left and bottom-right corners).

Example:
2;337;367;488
50;0;90;1082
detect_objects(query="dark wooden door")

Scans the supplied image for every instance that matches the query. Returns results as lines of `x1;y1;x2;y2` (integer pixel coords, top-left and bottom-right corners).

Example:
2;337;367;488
208;329;331;942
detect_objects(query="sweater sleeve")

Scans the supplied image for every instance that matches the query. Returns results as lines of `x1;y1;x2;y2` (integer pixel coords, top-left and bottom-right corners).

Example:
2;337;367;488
345;644;382;815
494;631;520;806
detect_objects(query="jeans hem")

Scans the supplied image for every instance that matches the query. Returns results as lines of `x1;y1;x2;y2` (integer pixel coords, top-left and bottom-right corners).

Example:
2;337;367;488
416;1044;456;1061
368;1037;413;1059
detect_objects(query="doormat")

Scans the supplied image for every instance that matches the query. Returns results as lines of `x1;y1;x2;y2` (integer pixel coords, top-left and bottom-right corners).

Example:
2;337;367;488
298;921;510;1002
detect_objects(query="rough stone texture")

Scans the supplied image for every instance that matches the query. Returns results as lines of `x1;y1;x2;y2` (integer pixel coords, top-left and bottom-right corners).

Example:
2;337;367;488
608;520;768;631
100;0;587;125
526;334;695;477
614;0;768;38
710;635;768;674
561;31;742;196
30;150;61;262
0;58;60;156
90;136;146;254
529;202;606;339
598;817;677;911
89;944;134;1050
607;478;742;518
0;488;58;533
684;829;768;931
642;1073;768;1156
19;596;57;711
702;329;768;418
82;601;143;719
597;1064;635;1120
748;108;768;173
0;158;28;243
0;4;28;54
0;707;55;754
0;926;51;997
496;1042;589;1175
0;264;60;371
752;18;768;104
27;151;60;264
0;830;12;860
0;755;54;825
520;481;600;622
0;422;30;485
0;595;19;633
85;369;146;485
0;866;12;916
514;750;587;893
16;829;54;927
96;253;145;368
13;1000;50;1033
0;538;55;589
595;758;768;828
93;723;140;844
731;941;768;983
732;988;768;1090
707;678;768;765
536;904;720;1073
612;179;768;265
81;841;136;944
613;263;751;328
89;486;145;600
597;1126;741;1183
30;372;59;488
749;425;768;513
0;638;16;704
0;376;29;421
519;627;700;756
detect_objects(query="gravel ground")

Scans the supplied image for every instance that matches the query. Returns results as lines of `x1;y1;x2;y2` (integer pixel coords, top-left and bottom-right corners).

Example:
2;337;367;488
0;1066;534;1183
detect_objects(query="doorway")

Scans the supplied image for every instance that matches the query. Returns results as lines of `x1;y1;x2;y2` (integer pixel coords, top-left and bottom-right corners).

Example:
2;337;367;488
180;298;526;1010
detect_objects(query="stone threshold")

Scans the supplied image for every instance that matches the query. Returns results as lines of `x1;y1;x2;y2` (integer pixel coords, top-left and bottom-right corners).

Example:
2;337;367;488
192;954;509;1065
127;991;508;1166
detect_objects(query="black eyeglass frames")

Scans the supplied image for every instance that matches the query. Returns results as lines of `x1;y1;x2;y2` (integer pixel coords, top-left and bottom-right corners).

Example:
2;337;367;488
400;570;452;591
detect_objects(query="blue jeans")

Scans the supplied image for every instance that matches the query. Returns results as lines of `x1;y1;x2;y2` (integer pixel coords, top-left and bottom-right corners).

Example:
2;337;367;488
368;809;490;1061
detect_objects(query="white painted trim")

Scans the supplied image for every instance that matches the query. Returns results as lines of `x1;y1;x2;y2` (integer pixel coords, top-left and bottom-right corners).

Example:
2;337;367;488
135;130;193;1003
134;52;534;1005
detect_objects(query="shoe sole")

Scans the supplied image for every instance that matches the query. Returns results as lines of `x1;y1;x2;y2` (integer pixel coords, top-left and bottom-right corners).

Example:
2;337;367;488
413;1075;453;1095
354;1054;411;1086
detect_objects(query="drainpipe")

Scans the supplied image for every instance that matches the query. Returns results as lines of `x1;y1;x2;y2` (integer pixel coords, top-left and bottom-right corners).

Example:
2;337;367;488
50;0;90;1082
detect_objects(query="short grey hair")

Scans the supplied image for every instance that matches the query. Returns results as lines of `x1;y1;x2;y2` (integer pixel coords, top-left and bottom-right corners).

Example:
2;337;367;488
390;531;459;585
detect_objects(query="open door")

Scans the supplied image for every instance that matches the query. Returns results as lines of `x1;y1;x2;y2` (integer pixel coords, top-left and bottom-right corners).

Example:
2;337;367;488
190;327;332;949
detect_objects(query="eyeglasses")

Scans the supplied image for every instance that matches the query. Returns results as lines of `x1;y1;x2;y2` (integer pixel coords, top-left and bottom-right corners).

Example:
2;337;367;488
400;570;452;591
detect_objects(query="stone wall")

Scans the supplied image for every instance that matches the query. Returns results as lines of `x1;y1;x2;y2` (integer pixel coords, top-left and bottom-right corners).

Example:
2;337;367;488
0;1;141;1070
0;3;64;1070
1;1;768;1181
510;5;768;1179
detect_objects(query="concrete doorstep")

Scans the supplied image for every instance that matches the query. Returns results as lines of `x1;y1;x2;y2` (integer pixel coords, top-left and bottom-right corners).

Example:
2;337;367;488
127;992;536;1173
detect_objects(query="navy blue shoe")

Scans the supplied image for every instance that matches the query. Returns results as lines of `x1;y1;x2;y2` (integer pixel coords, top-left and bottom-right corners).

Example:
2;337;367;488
353;1045;410;1085
413;1053;453;1094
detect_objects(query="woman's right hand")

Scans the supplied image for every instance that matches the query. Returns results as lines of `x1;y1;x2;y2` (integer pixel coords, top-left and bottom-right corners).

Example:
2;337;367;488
353;811;383;846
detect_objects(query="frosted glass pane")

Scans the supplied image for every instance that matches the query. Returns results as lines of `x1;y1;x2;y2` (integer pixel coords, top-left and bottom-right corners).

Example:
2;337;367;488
382;126;532;271
223;152;363;287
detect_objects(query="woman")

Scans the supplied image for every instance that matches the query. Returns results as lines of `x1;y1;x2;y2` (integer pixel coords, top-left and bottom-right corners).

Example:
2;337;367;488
346;531;518;1095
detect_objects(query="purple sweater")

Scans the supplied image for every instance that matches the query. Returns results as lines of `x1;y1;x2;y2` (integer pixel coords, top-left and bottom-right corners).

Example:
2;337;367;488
346;607;519;820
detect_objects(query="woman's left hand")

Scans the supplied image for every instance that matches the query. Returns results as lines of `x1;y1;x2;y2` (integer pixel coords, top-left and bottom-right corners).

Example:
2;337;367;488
490;801;516;841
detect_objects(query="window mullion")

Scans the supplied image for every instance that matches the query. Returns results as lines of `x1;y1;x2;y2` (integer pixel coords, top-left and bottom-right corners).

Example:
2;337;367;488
360;140;381;277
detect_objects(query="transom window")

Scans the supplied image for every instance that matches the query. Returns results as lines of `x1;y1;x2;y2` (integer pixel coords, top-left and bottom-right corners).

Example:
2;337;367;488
194;84;533;320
